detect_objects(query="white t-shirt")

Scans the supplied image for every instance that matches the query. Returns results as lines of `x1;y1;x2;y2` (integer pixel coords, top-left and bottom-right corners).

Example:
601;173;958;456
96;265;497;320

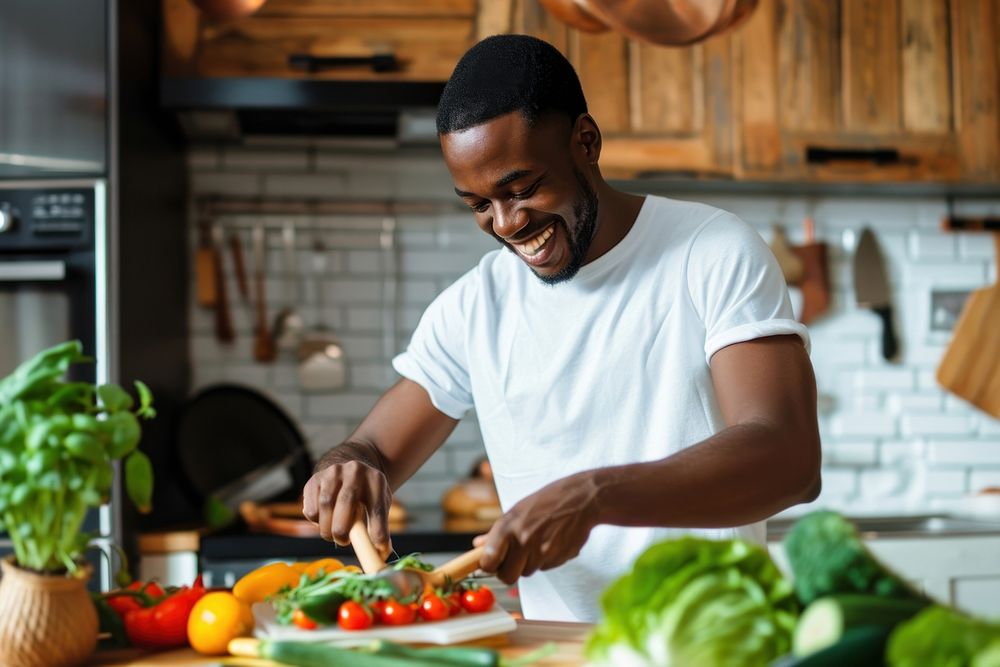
392;195;809;622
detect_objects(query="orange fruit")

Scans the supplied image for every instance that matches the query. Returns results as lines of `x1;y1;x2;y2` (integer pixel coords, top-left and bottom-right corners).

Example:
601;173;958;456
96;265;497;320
232;562;301;604
187;591;254;655
304;558;344;577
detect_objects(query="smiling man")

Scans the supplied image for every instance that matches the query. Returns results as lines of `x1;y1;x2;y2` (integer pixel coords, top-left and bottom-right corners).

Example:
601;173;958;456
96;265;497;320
303;34;821;622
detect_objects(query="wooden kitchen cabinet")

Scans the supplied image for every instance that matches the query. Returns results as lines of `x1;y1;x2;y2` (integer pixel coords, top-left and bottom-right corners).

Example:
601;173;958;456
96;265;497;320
162;0;477;81
734;0;1000;183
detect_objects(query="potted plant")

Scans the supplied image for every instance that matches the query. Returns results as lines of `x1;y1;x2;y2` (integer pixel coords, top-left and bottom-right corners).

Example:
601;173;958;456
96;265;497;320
0;341;154;667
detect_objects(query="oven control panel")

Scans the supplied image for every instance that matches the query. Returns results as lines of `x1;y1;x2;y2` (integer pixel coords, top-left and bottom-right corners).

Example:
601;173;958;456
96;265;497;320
0;185;97;251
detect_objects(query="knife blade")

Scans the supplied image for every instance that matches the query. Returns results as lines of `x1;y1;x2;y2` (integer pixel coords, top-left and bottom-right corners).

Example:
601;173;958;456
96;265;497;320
852;227;899;361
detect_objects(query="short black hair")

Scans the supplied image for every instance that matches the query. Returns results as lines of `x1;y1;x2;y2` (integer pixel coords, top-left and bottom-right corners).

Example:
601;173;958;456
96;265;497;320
436;34;588;135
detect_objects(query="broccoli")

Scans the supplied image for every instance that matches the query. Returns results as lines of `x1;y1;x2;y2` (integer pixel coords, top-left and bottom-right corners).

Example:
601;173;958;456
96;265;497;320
783;510;931;605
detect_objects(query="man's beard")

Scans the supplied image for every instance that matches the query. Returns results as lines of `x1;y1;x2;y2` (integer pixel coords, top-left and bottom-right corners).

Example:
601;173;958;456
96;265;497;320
529;168;599;286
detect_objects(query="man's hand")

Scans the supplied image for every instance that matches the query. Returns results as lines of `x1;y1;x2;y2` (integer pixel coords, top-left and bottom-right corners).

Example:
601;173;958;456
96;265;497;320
301;441;393;557
477;471;599;584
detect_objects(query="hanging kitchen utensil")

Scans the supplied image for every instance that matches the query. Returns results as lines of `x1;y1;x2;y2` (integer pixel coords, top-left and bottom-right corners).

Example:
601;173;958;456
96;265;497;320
195;221;217;307
272;222;306;352
174;384;313;527
936;233;1000;418
252;224;277;363
852;227;899;362
349;518;486;599
581;0;756;46
229;230;250;303
793;217;831;325
538;0;610;33
770;224;804;285
190;0;267;21
297;236;347;391
210;223;235;343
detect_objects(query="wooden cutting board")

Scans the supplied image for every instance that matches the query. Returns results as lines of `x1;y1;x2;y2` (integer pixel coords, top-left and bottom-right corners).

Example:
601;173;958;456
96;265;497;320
936;234;1000;418
252;602;517;645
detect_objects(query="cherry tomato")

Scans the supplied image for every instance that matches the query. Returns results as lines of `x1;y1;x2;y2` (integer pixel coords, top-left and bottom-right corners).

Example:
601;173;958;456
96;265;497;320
106;581;166;616
446;591;462;617
378;599;417;626
418;594;450;622
292;609;318;630
337;601;373;631
460;587;495;614
135;581;166;600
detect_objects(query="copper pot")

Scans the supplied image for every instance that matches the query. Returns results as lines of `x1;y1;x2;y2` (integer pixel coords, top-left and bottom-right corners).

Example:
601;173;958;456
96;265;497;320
190;0;267;21
579;0;757;45
539;0;610;33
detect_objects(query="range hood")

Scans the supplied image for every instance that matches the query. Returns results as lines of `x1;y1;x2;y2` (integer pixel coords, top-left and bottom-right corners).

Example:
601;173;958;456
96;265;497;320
160;77;444;144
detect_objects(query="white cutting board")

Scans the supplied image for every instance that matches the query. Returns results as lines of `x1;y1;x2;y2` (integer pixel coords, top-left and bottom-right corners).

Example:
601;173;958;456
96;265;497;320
252;602;517;646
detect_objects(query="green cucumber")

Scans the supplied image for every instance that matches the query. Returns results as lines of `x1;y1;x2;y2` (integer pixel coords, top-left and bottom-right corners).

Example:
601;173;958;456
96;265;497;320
776;625;891;667
367;639;500;667
794;594;928;657
259;639;443;667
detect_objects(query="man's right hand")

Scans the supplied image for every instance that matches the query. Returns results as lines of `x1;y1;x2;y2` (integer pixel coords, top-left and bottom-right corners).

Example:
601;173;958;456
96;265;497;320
301;444;393;558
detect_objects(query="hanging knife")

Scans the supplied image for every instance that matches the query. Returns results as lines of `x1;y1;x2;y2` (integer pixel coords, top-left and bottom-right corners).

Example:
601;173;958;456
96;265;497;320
852;227;899;361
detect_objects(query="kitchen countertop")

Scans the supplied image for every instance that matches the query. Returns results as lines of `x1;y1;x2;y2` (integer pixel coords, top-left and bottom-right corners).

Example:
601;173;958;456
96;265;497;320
91;619;592;666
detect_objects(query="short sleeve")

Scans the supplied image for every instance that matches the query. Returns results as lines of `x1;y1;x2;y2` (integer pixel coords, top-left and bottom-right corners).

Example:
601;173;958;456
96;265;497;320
686;212;810;364
392;273;476;419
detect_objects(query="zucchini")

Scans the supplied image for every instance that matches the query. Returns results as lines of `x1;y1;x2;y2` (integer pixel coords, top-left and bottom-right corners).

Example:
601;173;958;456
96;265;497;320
794;594;928;657
776;625;891;667
229;638;443;667
367;639;500;667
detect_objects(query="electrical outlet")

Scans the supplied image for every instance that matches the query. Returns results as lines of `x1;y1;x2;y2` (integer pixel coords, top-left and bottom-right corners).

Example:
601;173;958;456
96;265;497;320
930;289;972;332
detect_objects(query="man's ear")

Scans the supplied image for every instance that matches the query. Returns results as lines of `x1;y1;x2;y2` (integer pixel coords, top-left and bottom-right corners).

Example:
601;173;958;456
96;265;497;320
573;113;602;165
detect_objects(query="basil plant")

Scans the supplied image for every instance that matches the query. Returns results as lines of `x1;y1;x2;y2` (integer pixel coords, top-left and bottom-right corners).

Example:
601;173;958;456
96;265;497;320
0;341;154;574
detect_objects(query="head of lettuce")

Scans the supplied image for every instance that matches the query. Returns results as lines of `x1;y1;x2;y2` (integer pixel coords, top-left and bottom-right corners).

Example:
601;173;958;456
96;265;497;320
585;537;799;667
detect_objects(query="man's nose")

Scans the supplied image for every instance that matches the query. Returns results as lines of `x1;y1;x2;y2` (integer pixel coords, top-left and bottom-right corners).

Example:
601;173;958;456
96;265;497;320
492;203;529;240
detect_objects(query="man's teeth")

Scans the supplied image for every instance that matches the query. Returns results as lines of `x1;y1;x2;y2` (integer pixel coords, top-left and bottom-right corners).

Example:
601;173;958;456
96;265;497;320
514;225;555;256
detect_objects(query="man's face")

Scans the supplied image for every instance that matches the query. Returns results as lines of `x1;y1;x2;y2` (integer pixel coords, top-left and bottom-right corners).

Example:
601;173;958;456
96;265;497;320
440;112;599;285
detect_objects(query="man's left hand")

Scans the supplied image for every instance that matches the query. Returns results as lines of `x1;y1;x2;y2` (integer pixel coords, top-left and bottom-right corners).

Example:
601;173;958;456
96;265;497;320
477;471;600;584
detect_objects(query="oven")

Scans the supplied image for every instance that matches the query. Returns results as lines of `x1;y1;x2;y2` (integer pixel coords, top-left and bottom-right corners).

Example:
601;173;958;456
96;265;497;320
0;179;117;589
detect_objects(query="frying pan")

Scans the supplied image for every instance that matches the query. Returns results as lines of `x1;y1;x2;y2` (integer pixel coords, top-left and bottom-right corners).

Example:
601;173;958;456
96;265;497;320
174;384;313;523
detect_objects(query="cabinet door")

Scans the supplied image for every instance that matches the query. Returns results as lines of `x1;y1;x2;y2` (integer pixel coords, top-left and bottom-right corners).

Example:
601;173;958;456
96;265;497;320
163;0;476;82
735;0;999;183
505;1;734;180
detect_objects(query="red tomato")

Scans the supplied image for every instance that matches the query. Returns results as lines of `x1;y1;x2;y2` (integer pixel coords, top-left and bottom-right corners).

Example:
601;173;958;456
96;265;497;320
337;601;373;631
135;581;167;600
460;587;495;614
378;599;417;626
446;591;462;617
418;594;450;622
292;609;318;630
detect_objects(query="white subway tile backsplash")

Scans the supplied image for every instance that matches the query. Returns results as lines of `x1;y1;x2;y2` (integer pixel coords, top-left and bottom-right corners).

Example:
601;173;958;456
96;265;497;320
929;440;1000;465
185;145;1000;509
831;413;897;437
908;231;956;260
901;413;975;437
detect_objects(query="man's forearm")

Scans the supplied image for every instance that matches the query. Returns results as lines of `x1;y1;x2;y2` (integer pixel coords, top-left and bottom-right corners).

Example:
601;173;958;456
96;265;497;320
590;422;821;528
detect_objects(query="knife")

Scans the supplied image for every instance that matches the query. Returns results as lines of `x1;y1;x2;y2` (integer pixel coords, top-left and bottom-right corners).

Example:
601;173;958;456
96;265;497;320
852;228;899;361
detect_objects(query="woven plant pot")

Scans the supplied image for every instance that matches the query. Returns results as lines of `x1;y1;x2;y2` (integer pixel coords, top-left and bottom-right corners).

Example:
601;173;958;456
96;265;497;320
0;556;98;667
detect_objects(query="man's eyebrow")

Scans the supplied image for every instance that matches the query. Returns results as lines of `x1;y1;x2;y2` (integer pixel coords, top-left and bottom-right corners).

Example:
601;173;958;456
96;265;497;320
454;169;536;198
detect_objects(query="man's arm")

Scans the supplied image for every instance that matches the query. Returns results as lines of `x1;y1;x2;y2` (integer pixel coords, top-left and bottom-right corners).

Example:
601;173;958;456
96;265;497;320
478;334;821;582
302;378;459;551
592;333;821;527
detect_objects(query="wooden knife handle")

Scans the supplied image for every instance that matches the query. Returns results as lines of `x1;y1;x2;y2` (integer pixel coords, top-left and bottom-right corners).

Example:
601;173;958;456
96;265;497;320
428;545;487;588
229;232;249;302
349;518;388;574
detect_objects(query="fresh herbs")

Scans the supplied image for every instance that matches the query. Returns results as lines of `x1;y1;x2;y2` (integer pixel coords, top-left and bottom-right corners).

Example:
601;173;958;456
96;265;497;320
0;341;155;573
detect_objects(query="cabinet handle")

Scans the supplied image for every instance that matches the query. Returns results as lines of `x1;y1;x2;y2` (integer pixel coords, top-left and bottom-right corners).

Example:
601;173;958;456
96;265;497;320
805;146;903;165
289;53;399;73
